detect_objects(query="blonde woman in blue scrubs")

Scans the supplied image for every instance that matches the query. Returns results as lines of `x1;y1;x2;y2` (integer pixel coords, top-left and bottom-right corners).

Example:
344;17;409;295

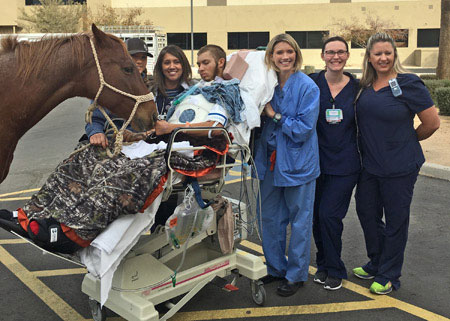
254;34;320;297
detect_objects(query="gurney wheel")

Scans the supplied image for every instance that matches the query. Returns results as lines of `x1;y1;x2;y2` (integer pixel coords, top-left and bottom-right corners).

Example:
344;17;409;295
250;280;266;306
88;298;106;321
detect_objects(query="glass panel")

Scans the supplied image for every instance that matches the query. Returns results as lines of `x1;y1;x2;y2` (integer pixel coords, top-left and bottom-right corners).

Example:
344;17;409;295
286;31;307;49
248;32;270;49
167;33;188;49
417;29;440;48
307;31;328;49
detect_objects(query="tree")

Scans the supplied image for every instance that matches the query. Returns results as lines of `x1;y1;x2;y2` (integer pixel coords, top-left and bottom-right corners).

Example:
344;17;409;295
19;0;84;33
82;5;153;31
437;0;450;79
329;13;409;49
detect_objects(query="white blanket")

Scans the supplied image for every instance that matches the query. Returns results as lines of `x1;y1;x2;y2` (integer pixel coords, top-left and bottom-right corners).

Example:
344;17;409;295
80;194;163;306
121;140;194;159
226;51;278;145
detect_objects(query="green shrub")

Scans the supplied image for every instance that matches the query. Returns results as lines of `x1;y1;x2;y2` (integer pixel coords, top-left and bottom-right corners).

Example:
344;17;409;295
435;87;450;116
423;79;450;102
304;65;315;75
420;74;438;80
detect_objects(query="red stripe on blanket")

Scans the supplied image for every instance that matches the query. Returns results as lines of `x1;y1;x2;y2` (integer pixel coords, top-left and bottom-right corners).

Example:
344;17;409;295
140;174;168;212
17;208;91;247
60;224;91;247
17;208;29;232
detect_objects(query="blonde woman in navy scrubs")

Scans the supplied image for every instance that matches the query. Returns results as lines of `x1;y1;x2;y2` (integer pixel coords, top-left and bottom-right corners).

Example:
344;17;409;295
353;33;440;294
309;36;360;291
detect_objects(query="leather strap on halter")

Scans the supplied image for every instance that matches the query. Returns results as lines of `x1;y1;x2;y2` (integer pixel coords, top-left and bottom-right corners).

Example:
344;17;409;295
85;36;154;158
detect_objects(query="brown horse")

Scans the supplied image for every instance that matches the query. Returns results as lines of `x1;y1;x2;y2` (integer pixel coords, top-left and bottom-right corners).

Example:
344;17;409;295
0;24;157;184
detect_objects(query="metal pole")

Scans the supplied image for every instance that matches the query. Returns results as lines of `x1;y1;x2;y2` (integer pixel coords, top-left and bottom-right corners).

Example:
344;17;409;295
190;0;194;66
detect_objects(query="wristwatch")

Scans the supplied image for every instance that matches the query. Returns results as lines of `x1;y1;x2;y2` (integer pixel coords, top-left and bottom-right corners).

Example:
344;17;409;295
273;113;282;123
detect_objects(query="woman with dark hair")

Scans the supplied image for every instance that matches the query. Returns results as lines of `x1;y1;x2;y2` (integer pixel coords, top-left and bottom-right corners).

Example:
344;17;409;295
254;33;320;297
150;45;193;117
309;36;360;291
354;32;439;295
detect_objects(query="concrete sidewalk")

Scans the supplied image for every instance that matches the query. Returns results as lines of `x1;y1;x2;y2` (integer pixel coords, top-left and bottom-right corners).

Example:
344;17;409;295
417;114;450;181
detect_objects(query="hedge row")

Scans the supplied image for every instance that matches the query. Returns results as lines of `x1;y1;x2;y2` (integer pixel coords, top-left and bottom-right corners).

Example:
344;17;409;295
423;79;450;104
420;74;438;80
436;87;450;116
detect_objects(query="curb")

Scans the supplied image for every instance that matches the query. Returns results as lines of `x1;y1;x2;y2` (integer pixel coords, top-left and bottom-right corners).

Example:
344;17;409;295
420;162;450;181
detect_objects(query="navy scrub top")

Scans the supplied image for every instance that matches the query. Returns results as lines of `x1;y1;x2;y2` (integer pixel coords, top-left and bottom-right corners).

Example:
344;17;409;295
310;71;361;176
356;73;434;177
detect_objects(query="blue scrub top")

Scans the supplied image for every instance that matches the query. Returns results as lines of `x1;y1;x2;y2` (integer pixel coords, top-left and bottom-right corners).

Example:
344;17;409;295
356;73;434;177
310;71;361;176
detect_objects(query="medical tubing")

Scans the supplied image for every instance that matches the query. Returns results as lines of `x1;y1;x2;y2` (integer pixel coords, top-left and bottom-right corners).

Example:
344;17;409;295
172;83;200;106
111;186;200;293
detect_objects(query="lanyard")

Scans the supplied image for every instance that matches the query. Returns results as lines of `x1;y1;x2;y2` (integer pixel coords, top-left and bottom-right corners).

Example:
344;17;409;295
330;97;336;109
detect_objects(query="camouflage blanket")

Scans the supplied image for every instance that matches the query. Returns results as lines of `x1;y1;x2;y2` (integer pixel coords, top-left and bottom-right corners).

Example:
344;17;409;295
22;140;222;241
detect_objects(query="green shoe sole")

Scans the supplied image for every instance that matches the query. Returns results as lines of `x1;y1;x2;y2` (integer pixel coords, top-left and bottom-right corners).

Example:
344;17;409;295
370;281;392;295
352;267;375;280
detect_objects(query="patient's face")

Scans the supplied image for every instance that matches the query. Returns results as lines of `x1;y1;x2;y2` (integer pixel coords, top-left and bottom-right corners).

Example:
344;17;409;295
197;51;218;82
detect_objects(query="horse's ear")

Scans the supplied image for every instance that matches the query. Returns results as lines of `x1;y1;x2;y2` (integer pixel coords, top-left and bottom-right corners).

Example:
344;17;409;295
91;23;108;44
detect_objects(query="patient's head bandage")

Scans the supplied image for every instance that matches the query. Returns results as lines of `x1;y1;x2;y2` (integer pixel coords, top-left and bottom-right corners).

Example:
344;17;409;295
168;94;216;125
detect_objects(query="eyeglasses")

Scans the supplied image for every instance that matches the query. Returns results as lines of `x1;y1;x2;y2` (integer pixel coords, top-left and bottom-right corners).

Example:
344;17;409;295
324;50;348;57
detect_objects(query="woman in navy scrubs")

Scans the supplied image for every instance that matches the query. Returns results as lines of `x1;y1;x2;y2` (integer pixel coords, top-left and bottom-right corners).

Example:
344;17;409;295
353;32;440;294
310;36;360;291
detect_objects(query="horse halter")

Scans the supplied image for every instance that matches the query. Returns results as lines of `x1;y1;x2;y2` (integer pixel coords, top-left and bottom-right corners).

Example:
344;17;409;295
85;36;155;157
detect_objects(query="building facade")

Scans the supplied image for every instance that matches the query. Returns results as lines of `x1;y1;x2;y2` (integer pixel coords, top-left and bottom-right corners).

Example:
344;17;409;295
1;0;442;68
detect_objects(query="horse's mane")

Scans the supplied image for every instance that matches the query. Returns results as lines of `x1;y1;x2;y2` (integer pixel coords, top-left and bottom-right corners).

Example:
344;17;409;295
0;32;127;82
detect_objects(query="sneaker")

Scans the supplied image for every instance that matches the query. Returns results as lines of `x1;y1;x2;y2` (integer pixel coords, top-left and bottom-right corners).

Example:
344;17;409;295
352;267;375;280
370;281;392;295
313;271;327;284
260;274;284;285
324;276;342;291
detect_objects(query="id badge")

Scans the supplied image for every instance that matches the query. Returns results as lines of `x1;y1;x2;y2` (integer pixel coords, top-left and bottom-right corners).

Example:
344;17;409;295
389;78;402;97
326;109;343;124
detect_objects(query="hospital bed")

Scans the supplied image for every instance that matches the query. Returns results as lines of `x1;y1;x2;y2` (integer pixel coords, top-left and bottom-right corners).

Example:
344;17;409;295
81;127;267;321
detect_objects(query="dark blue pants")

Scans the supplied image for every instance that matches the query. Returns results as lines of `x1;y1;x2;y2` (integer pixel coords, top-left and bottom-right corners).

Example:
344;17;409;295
355;168;419;290
313;173;359;279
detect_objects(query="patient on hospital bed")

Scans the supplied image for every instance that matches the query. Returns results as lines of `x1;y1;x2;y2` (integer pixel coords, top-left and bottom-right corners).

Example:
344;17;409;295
0;46;277;258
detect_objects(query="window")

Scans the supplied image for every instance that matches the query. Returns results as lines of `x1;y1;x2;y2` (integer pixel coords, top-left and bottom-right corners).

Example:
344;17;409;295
228;32;269;50
26;0;85;3
167;33;207;50
388;29;409;47
286;31;329;49
417;29;440;48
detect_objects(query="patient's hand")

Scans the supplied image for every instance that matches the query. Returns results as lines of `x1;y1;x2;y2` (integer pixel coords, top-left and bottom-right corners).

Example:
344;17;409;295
123;129;147;142
155;120;173;136
90;133;108;149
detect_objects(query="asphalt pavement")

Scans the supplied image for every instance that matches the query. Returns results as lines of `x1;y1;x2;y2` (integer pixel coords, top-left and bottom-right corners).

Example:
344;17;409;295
0;97;449;321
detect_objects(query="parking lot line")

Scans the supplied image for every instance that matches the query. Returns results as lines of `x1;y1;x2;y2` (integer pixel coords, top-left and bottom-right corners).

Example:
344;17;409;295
32;268;87;277
171;300;394;321
238;241;450;321
0;245;86;321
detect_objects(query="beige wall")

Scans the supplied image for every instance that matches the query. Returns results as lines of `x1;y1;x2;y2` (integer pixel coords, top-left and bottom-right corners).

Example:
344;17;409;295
0;0;19;31
125;0;440;67
0;0;441;67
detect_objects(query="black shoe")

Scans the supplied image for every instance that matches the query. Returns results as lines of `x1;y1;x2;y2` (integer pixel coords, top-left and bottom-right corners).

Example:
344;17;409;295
324;276;342;291
313;270;327;285
0;210;28;237
260;274;284;285
0;209;14;220
276;279;304;297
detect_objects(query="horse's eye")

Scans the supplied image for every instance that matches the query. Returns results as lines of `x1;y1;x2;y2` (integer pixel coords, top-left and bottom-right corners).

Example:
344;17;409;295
123;66;134;74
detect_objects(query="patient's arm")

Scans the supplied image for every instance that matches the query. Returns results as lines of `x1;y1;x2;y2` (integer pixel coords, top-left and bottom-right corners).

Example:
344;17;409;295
155;120;224;137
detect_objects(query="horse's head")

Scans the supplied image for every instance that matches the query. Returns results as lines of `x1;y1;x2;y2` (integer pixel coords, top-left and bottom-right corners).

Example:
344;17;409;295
87;24;157;131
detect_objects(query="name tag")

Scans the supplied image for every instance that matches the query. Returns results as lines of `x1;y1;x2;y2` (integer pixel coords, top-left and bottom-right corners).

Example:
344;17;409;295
325;109;343;124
